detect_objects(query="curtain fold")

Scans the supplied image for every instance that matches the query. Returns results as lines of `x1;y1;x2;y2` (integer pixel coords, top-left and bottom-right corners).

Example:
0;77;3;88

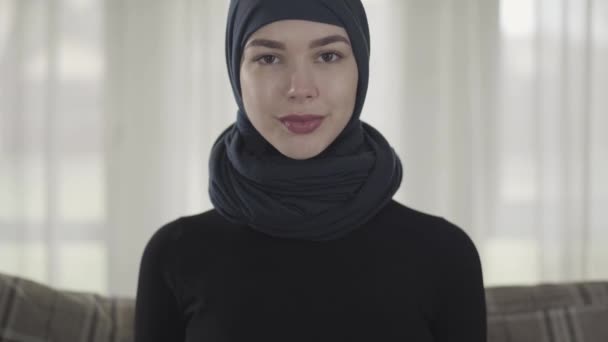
0;0;606;296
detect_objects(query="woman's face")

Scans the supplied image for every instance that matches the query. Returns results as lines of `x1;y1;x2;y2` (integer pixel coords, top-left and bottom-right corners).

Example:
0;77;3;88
240;20;358;160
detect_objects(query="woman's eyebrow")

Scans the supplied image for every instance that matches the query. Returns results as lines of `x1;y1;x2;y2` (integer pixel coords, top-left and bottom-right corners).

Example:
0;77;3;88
309;35;351;48
245;35;351;50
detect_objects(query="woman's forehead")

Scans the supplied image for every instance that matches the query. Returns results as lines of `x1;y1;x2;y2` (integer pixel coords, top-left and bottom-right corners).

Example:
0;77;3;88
246;19;349;45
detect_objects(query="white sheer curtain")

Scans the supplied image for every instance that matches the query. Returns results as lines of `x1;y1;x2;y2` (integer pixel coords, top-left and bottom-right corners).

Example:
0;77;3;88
1;0;607;297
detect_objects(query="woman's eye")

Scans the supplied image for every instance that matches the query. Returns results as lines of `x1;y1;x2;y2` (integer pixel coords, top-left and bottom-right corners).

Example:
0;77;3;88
256;55;279;65
319;52;342;63
254;52;342;65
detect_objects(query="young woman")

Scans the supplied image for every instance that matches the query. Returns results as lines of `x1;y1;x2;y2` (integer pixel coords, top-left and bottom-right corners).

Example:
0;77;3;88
134;0;487;341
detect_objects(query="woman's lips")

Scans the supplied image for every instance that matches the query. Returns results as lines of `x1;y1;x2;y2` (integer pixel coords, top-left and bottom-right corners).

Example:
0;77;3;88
279;114;325;134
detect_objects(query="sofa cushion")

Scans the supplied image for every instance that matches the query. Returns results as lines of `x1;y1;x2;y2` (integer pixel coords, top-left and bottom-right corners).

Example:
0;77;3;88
485;282;608;342
0;274;134;342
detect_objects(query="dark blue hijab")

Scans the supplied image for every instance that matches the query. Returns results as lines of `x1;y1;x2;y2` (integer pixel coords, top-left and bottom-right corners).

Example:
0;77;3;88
209;0;403;241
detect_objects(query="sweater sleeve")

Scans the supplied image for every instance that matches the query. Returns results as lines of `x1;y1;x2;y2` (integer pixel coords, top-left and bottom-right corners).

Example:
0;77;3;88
431;219;487;342
135;219;186;342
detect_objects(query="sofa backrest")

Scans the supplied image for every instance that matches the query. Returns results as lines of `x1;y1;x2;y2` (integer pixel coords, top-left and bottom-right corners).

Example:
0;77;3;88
2;272;608;342
485;282;608;342
0;274;134;342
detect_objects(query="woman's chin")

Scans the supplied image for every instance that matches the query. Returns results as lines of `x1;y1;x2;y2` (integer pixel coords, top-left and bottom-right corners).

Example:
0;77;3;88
275;142;327;160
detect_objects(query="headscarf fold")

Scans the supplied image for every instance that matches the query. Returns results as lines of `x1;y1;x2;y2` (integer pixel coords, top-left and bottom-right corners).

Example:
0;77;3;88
209;0;403;241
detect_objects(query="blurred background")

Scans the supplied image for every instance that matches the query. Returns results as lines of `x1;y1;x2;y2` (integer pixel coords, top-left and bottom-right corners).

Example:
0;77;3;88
0;0;607;298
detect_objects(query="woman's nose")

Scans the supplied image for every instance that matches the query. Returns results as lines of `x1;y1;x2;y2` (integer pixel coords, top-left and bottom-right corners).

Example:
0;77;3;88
286;64;318;101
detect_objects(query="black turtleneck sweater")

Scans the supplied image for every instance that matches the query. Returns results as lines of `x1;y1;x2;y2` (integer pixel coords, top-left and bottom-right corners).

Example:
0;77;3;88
134;199;487;341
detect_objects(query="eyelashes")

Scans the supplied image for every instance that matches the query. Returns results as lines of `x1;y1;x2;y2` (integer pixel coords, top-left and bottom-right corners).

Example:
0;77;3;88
253;51;344;65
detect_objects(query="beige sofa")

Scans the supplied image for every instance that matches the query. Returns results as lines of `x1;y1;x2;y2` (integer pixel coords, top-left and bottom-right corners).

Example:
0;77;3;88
1;272;607;341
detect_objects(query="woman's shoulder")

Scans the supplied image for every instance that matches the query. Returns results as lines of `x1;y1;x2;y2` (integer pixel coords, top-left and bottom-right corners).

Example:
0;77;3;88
383;199;479;253
178;208;246;239
144;208;230;249
140;209;244;277
150;208;249;255
383;199;445;225
381;199;454;231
